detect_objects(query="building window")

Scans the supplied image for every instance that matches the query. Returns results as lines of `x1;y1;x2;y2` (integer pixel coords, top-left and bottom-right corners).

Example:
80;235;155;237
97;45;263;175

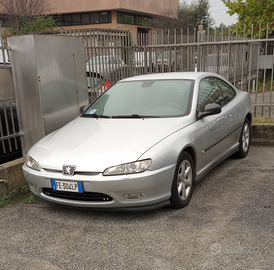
100;12;109;23
72;14;81;25
124;14;134;24
117;11;149;26
90;13;99;24
63;15;72;26
82;13;90;24
135;15;143;26
55;11;111;27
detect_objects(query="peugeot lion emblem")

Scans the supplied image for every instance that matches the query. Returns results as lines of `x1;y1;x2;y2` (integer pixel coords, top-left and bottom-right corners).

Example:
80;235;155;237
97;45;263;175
62;165;76;176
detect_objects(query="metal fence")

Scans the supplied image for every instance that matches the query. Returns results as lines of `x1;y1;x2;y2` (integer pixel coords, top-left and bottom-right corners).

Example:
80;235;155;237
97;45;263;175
0;41;22;163
1;25;274;163
60;26;274;118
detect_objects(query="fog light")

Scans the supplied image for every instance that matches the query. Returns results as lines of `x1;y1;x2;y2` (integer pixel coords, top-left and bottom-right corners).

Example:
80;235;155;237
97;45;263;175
123;192;146;199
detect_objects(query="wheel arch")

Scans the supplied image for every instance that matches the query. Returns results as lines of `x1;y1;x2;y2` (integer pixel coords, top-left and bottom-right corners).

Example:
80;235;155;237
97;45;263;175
170;146;196;209
178;146;197;179
247;113;252;123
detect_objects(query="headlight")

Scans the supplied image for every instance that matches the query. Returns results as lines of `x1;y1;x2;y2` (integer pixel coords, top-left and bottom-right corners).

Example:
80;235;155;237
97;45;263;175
26;154;41;171
103;159;152;176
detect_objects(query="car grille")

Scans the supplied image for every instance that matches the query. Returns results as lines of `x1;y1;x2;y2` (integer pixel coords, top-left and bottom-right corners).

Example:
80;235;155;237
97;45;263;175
42;188;113;202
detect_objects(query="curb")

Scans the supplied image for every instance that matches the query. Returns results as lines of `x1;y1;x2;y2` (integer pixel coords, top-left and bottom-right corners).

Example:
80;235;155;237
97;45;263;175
0;158;27;197
251;124;274;146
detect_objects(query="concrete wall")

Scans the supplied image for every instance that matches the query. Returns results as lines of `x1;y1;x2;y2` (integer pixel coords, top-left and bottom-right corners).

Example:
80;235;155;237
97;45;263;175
50;0;178;17
1;0;178;36
60;11;139;34
0;158;26;197
250;124;274;146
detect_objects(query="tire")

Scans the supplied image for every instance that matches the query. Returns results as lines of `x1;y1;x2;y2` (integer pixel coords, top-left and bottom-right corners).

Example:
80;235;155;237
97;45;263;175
170;151;195;209
235;118;251;158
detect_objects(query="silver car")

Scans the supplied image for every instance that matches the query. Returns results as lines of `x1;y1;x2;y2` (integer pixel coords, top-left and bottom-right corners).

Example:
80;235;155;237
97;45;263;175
86;55;126;80
23;72;252;210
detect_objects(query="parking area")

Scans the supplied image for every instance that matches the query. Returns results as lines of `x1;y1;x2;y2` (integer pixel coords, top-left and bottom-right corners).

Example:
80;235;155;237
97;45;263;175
0;145;273;270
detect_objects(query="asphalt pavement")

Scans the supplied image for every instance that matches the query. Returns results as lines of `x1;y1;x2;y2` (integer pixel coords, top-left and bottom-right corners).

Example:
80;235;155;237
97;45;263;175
0;146;273;270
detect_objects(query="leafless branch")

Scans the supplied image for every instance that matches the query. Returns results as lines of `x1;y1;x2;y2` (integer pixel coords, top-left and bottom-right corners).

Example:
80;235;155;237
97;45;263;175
0;0;52;28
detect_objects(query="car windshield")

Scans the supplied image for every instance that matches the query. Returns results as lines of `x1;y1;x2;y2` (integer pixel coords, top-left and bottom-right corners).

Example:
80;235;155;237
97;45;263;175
82;79;194;118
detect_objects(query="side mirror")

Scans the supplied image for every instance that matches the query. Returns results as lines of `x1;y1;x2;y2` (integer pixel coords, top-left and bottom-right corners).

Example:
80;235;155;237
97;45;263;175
80;105;88;114
197;103;221;120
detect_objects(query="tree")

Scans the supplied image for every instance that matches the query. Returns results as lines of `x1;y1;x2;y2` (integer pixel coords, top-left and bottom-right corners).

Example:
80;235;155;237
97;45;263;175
213;23;231;36
223;0;274;37
187;0;214;29
0;0;56;39
150;0;214;32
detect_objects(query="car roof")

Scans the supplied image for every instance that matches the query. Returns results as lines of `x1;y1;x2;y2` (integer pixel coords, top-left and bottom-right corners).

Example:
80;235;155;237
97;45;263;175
119;72;218;82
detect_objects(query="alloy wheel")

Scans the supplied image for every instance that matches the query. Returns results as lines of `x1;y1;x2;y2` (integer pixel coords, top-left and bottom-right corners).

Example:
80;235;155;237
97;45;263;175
177;159;193;201
242;122;250;153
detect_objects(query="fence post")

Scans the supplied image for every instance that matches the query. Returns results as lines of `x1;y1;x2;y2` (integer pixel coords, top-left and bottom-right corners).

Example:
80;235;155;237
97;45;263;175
0;22;2;64
0;21;3;46
144;46;147;74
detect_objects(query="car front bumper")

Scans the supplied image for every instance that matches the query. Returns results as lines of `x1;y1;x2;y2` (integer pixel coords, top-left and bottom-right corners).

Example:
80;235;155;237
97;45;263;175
22;164;176;209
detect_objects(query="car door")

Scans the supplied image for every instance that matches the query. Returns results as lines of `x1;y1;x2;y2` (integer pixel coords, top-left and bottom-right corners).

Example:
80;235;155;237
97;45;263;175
196;77;228;172
215;78;238;149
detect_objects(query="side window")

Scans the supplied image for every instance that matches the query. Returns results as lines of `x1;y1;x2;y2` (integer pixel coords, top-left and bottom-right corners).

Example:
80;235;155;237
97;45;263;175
198;78;224;111
216;79;236;105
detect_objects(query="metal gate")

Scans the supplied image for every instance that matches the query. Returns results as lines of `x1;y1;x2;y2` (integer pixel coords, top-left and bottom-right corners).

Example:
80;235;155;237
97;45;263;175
0;43;22;163
60;26;274;118
1;24;273;165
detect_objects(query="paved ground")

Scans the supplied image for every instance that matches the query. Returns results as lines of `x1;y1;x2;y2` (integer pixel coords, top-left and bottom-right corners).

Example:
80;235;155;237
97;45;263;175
0;146;273;270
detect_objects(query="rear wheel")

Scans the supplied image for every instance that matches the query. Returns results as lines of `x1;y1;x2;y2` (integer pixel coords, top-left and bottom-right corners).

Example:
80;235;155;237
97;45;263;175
170;152;195;209
235;118;251;158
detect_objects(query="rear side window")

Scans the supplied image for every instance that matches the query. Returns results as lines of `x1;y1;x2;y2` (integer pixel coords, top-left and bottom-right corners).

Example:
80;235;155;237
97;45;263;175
198;78;224;111
215;78;236;105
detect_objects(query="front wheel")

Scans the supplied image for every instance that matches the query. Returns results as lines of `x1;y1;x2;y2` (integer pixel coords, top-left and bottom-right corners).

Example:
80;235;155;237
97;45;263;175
170;152;195;209
235;118;251;158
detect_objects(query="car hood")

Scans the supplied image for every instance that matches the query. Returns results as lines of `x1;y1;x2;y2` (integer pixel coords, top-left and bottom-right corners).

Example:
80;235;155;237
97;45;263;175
29;116;192;172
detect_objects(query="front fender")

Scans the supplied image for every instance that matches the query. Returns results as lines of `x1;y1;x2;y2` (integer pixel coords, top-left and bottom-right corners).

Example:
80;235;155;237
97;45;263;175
139;121;204;171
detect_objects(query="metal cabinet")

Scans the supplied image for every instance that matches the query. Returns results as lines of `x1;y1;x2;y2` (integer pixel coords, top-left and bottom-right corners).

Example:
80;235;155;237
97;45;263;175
8;35;88;155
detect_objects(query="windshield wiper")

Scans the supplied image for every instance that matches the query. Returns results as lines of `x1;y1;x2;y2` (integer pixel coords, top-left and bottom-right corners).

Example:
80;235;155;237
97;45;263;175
111;114;159;118
82;113;110;118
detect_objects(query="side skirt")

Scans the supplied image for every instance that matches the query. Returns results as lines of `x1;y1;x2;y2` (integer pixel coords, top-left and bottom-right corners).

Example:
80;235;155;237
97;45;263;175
195;142;239;182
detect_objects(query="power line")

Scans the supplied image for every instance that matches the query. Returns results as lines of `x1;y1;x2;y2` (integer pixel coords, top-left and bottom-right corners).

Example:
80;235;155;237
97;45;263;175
210;8;230;12
209;0;225;2
210;5;228;8
210;6;230;11
210;4;224;7
209;1;226;6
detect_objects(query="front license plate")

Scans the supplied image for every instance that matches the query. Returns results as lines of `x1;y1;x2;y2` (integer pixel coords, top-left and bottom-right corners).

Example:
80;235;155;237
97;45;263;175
51;180;83;193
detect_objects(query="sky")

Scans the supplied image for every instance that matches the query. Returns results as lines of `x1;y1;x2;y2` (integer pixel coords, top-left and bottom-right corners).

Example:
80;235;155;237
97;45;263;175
208;0;238;26
182;0;238;27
